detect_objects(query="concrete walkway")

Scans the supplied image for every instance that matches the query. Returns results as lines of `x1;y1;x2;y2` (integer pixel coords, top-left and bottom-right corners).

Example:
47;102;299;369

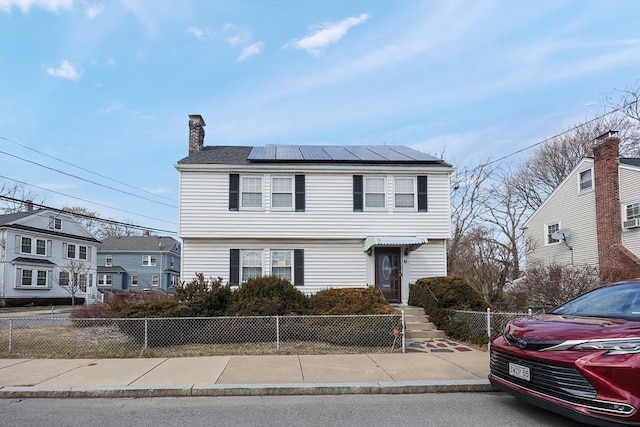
0;351;492;398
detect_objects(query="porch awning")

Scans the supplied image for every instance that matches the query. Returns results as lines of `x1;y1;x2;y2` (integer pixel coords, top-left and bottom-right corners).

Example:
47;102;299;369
362;236;427;252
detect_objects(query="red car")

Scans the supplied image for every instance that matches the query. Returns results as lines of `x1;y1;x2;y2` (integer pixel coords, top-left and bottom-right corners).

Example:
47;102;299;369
489;280;640;426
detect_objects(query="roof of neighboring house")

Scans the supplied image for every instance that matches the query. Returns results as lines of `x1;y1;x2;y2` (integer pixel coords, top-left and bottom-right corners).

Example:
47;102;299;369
0;210;34;225
621;158;640;168
0;209;100;243
98;236;180;253
97;266;127;274
177;145;451;167
12;257;57;265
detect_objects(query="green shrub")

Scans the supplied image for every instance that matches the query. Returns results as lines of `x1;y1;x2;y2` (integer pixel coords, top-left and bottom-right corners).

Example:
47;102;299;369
409;276;491;343
174;274;234;316
309;287;399;315
230;275;310;316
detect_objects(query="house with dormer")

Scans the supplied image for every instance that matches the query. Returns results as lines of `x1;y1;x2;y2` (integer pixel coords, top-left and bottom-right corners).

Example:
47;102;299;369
174;115;453;304
0;206;100;306
523;132;640;282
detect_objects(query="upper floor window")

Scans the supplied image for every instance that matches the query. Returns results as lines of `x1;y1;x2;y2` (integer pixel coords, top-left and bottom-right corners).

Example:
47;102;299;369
271;250;292;281
142;255;157;266
546;222;560;245
271;176;293;209
365;177;385;209
49;216;62;230
579;169;593;192
241;176;263;208
36;239;46;255
627;202;640;220
241;250;262;282
105;255;113;267
394;177;416;208
21;237;32;253
65;243;89;260
17;236;49;256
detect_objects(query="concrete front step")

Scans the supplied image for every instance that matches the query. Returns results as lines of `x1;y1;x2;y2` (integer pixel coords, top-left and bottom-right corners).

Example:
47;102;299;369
395;305;447;339
406;329;447;339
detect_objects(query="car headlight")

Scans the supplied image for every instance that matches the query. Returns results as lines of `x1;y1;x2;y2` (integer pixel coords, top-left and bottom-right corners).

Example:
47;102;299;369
572;338;640;355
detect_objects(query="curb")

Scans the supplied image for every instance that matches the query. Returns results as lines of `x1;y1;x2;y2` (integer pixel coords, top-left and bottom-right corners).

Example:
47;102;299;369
0;380;494;399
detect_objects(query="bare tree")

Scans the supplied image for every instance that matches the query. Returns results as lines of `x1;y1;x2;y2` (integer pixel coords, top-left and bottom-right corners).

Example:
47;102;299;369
55;259;90;306
0;180;45;214
506;261;601;311
63;206;142;239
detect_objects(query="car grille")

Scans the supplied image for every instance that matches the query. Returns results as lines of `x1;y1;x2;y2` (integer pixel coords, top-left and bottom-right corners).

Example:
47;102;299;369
490;349;597;403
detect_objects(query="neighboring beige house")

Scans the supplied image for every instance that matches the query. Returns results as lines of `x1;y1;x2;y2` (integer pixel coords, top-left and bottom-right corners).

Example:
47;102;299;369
175;115;454;304
523;132;640;282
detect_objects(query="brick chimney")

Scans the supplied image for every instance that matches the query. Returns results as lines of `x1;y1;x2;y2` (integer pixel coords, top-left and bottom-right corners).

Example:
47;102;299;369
188;115;206;155
593;131;640;282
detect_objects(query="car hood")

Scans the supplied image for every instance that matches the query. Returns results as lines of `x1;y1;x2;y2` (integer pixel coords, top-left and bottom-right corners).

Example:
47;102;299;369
504;314;640;341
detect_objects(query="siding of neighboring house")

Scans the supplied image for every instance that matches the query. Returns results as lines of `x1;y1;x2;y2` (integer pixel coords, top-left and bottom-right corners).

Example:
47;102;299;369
524;159;599;267
621;164;640;251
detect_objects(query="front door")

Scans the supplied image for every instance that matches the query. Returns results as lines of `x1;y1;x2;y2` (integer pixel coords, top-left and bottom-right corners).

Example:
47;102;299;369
375;247;401;303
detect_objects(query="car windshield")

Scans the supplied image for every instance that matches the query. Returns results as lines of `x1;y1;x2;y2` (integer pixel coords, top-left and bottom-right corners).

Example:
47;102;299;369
551;283;640;320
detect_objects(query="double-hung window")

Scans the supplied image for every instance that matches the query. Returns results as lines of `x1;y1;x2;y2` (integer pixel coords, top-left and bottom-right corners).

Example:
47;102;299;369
36;239;46;255
241;250;262;282
364;177;385;209
394;177;416;208
105;255;113;267
271;176;293;209
579;169;593;192
627;202;640;221
241;176;263;208
18;269;50;288
67;244;76;259
142;255;157;266
21;237;32;253
59;271;69;286
21;269;32;287
546;222;560;244
49;216;62;230
131;275;139;286
271;250;292;281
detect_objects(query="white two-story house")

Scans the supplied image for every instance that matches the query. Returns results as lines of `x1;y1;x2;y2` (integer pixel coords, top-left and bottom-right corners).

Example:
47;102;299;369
0;206;100;306
175;115;453;305
523;131;640;283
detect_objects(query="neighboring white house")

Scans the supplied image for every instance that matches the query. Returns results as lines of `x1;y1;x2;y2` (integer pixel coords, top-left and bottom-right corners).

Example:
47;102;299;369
0;206;100;306
523;132;640;282
175;115;454;304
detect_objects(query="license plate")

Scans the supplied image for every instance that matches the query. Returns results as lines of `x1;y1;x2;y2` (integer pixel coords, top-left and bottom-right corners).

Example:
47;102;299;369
509;362;530;381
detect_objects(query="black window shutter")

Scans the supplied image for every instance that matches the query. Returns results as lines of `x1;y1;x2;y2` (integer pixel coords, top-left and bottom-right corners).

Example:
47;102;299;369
229;249;240;286
294;249;304;286
295;175;305;212
229;174;239;211
418;176;428;212
353;175;363;212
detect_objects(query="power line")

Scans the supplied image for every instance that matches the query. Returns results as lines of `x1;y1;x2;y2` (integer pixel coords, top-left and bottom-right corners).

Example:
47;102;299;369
0;175;176;227
476;99;638;170
0;150;177;208
0;195;177;235
0;135;178;204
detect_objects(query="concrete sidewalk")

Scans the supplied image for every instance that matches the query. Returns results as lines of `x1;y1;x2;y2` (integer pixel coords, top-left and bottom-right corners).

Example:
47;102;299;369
0;351;492;398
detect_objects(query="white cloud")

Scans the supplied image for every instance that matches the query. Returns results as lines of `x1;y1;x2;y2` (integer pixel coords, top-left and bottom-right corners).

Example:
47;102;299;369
227;31;250;47
46;60;83;80
141;186;171;195
284;13;370;56
237;41;264;61
0;0;72;13
85;3;104;19
187;26;206;40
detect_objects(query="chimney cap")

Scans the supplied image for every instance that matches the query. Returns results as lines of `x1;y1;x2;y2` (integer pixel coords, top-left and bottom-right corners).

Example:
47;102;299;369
189;114;206;126
594;130;618;142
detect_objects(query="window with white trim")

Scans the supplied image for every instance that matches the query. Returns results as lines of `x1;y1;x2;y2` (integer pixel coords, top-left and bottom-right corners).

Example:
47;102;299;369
152;275;159;287
364;177;385;209
142;255;157;266
627;202;640;220
36;239;46;255
579;169;593;192
271;176;293;209
241;176;263;208
131;275;139;286
98;275;112;286
105;255;112;267
64;243;89;260
16;268;51;288
21;237;32;253
241;250;262;282
394;177;416;208
271;250;292;281
59;271;69;286
546;222;560;245
79;274;87;292
49;216;62;230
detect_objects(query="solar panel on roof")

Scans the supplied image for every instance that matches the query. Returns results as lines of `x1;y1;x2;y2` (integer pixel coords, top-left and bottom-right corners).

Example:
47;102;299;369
322;146;359;161
390;146;439;161
275;146;304;160
300;146;332;160
368;146;414;161
345;146;386;161
248;146;276;160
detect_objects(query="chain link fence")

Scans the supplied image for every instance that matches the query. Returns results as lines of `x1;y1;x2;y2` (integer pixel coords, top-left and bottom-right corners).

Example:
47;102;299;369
0;313;404;358
452;308;532;345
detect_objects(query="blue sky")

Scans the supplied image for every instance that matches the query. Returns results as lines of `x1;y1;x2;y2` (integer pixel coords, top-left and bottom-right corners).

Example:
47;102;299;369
1;0;639;235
